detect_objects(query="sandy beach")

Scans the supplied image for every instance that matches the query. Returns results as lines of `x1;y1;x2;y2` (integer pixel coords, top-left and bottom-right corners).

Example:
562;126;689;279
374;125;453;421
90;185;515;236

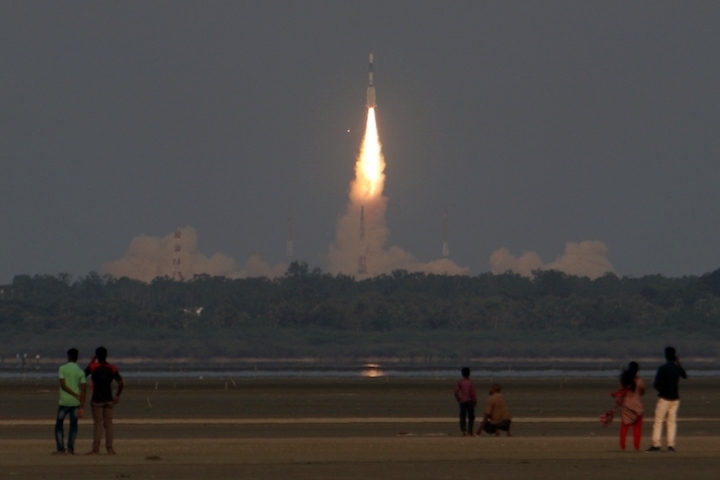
1;377;718;478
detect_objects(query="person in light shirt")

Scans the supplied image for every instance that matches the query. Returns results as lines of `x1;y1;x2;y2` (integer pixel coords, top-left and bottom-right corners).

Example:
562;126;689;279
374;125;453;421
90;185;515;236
54;348;86;455
477;384;512;437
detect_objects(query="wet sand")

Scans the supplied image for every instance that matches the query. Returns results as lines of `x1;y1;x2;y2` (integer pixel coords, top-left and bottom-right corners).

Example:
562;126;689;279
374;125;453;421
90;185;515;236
1;377;719;478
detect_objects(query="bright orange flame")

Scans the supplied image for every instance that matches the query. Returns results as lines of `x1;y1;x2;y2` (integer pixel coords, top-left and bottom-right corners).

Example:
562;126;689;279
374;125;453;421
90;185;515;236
351;107;385;202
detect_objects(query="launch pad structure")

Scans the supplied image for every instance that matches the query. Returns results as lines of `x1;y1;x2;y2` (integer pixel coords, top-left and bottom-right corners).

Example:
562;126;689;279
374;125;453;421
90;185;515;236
286;211;294;261
358;205;367;275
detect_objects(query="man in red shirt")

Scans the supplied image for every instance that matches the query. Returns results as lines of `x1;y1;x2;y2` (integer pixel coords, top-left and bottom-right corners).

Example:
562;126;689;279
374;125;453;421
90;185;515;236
454;367;477;436
84;346;123;455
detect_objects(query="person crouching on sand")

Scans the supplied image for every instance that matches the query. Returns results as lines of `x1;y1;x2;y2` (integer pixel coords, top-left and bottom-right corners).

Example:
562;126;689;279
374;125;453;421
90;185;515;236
613;362;645;452
454;367;477;436
477;384;512;436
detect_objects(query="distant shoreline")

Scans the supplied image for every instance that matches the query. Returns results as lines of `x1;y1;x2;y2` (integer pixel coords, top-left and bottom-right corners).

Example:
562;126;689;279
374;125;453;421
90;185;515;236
3;355;720;380
2;355;717;366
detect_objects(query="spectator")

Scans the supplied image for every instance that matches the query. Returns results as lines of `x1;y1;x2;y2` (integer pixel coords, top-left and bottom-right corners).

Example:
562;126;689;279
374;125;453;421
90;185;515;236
647;347;686;452
613;361;644;451
84;346;124;455
54;348;86;455
454;367;477;436
477;384;512;437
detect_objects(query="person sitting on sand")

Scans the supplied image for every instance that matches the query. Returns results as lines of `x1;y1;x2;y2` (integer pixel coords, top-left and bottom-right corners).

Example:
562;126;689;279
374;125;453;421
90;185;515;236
477;384;512;437
613;361;644;452
454;367;477;437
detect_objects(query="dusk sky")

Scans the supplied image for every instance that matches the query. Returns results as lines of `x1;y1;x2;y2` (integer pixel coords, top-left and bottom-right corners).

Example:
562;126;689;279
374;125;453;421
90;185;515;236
1;1;720;283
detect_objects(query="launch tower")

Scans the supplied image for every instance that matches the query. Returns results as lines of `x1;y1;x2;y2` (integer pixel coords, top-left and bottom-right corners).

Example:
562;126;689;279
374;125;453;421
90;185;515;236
172;229;184;280
358;206;367;274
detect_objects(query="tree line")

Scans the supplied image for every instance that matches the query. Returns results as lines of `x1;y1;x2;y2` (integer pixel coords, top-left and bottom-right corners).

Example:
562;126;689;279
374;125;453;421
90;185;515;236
1;263;719;358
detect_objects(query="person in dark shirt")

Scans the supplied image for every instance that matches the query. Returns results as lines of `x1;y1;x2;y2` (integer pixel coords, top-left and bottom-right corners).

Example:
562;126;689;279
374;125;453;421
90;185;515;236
647;346;686;452
84;346;123;455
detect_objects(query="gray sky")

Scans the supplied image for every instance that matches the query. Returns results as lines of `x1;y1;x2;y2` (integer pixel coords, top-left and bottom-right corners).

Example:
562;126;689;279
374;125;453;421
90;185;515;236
1;1;720;283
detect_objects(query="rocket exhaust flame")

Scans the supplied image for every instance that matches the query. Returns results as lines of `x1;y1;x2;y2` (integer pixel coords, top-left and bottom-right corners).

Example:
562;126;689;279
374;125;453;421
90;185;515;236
352;108;385;202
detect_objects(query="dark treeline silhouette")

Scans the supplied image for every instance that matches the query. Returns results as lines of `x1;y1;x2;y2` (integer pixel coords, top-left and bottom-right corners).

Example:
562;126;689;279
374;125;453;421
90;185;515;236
1;262;720;358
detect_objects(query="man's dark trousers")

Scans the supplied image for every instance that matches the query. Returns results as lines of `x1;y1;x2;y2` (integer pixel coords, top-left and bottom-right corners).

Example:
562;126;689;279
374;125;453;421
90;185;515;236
459;401;475;433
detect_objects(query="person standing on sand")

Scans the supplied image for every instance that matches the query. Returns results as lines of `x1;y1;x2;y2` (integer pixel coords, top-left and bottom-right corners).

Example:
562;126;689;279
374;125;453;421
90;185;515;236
454;367;477;436
477;384;512;436
647;346;687;452
84;346;123;455
613;361;644;452
54;348;86;455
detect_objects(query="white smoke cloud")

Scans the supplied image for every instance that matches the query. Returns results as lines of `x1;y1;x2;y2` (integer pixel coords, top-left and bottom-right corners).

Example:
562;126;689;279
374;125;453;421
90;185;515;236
102;227;286;282
237;253;287;279
490;241;615;279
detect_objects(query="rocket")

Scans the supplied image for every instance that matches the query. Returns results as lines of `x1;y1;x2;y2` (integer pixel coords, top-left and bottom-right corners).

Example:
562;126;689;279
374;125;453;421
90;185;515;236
366;54;376;108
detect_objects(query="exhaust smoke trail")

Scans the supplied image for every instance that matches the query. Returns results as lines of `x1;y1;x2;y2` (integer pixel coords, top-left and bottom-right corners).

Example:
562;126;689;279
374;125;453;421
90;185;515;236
328;57;467;277
327;106;392;276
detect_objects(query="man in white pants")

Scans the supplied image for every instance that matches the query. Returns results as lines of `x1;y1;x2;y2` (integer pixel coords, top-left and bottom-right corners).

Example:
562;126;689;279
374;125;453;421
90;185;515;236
647;346;687;452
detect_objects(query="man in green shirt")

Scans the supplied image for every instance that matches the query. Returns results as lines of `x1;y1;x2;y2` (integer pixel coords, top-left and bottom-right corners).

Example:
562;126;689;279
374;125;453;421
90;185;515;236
54;348;86;454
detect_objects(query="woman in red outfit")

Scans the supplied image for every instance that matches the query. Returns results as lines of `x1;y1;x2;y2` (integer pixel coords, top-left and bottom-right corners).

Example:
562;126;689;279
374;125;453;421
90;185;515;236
615;362;645;451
